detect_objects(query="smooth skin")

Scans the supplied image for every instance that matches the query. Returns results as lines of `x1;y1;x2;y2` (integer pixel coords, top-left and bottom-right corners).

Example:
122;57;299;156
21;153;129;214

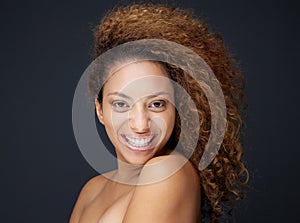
69;61;201;223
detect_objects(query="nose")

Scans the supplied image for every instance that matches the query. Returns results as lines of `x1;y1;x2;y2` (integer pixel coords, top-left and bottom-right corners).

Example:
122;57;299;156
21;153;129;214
129;103;150;133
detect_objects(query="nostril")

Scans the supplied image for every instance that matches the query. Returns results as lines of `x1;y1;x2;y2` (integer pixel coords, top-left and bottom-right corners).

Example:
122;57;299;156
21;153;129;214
129;111;150;133
129;123;150;133
128;118;151;133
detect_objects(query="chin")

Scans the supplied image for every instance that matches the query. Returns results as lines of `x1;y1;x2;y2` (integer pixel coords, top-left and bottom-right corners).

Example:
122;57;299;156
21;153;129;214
117;143;166;166
119;148;156;166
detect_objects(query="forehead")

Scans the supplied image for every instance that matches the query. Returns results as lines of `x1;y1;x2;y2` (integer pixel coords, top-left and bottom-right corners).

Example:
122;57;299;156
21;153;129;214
103;61;174;99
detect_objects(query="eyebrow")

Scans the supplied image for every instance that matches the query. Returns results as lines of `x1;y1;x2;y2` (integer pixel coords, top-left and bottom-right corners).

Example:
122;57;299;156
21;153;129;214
106;91;171;100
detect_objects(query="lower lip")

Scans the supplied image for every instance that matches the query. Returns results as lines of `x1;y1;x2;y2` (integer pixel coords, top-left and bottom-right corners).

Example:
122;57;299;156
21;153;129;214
122;136;156;152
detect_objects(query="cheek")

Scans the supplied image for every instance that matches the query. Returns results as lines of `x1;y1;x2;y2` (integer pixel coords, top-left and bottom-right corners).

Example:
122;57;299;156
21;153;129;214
105;111;128;133
166;110;176;136
164;106;176;127
152;113;175;135
166;116;176;135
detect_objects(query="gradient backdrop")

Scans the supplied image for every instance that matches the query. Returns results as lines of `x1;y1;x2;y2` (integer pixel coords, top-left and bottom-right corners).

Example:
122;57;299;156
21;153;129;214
1;0;299;222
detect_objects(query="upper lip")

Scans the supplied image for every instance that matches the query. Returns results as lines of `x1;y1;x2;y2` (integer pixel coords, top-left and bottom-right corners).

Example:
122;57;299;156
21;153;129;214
121;134;155;139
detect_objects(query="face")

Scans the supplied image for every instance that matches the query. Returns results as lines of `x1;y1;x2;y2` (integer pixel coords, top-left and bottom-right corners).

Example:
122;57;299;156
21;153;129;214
95;61;175;165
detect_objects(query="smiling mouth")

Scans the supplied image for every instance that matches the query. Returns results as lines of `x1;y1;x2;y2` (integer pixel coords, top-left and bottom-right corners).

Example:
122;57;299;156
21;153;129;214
121;135;156;150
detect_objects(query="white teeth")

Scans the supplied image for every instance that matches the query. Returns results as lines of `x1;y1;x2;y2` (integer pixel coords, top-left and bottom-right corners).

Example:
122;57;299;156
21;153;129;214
125;136;153;147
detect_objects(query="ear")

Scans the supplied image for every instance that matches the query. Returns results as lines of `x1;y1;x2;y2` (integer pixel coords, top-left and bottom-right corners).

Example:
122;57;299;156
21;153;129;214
95;97;105;125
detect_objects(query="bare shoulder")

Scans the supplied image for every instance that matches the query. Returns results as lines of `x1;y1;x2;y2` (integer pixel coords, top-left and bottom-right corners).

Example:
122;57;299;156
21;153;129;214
69;174;108;223
138;151;200;186
123;153;201;223
143;153;200;196
79;174;107;200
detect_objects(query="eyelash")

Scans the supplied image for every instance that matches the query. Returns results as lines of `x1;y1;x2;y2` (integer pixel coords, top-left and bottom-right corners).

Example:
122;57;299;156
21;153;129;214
111;100;167;112
148;100;166;110
112;101;130;110
113;101;128;107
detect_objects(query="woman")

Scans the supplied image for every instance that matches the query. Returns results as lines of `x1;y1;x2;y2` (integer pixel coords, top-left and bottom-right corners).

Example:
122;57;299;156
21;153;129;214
70;3;249;223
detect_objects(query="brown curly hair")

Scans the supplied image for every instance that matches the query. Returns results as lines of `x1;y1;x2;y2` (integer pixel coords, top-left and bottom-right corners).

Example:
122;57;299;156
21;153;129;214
91;3;249;223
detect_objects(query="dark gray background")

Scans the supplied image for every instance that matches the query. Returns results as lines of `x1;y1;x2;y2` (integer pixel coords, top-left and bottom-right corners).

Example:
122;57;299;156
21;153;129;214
1;0;299;222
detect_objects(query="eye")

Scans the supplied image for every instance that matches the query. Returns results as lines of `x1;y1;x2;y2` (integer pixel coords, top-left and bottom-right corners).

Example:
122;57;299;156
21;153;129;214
112;101;130;112
148;100;166;111
113;101;128;108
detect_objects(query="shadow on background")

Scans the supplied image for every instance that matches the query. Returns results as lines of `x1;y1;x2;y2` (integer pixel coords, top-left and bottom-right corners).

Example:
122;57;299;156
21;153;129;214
1;0;299;222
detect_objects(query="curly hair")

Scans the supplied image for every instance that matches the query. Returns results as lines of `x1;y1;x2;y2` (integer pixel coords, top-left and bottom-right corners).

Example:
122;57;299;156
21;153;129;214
91;3;249;223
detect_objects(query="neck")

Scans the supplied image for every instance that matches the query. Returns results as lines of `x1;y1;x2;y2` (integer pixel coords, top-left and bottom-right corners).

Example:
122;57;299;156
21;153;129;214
113;159;143;185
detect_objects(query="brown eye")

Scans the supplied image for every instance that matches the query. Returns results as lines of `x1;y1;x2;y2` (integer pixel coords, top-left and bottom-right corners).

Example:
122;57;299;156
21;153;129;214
114;102;127;107
152;101;164;107
112;101;130;112
148;100;166;112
